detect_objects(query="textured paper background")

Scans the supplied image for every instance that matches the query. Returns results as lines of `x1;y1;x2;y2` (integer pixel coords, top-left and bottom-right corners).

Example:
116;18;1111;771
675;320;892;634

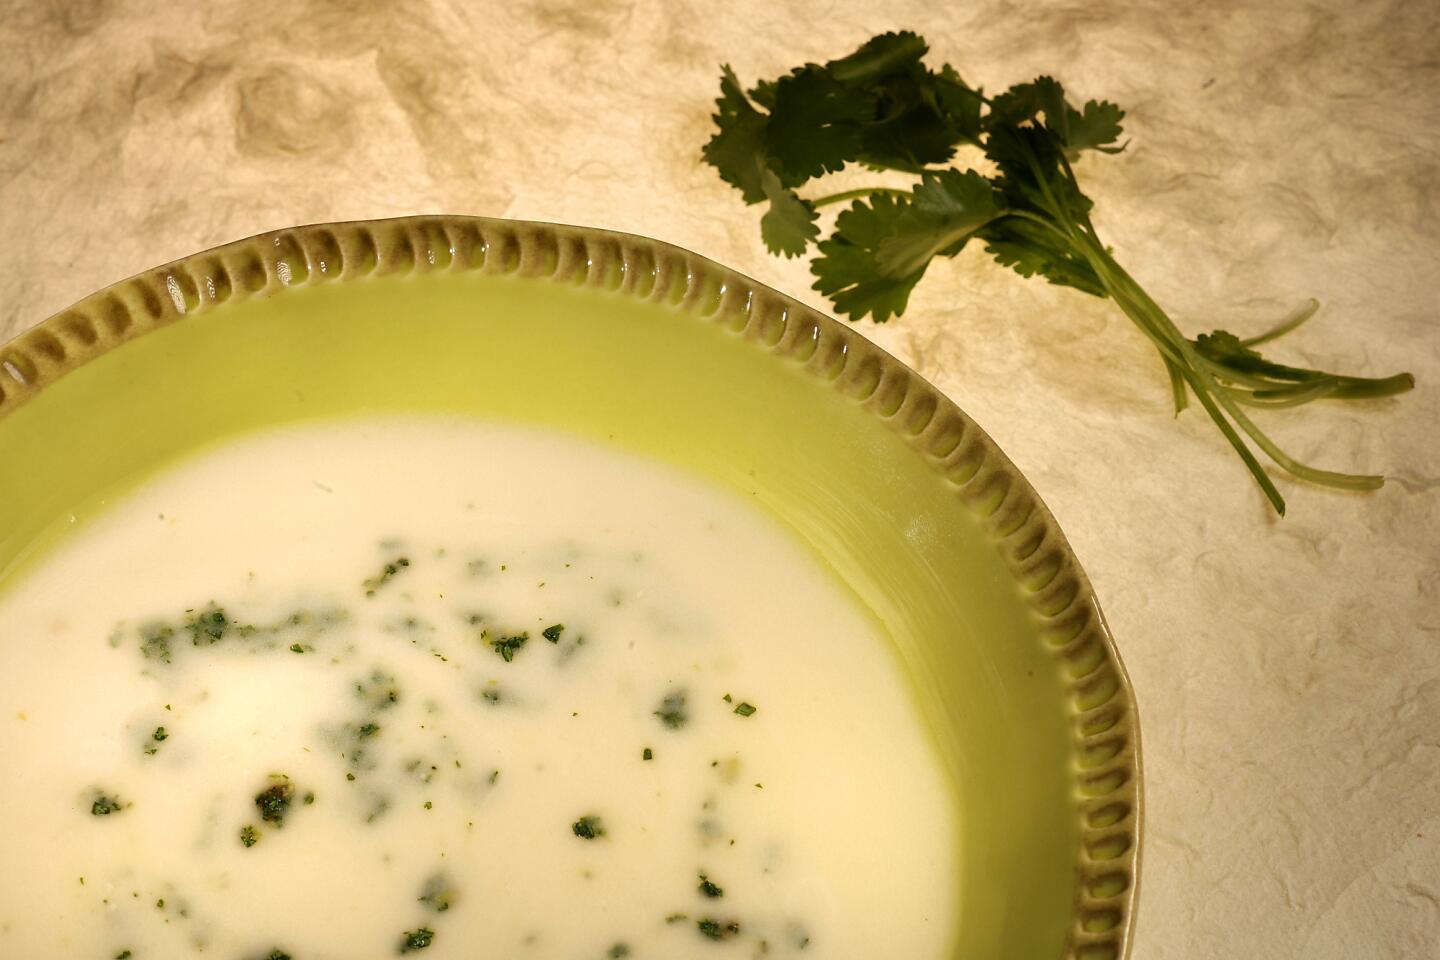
1;1;1436;956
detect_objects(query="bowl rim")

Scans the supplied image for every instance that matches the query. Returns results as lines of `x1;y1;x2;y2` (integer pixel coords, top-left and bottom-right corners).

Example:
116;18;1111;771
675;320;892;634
0;214;1142;959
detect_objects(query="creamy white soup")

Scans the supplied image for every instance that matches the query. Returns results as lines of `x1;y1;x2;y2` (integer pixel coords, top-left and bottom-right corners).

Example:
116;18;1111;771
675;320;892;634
0;418;958;959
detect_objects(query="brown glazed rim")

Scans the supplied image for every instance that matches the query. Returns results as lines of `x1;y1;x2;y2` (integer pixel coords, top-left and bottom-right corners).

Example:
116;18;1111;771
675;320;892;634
0;215;1141;959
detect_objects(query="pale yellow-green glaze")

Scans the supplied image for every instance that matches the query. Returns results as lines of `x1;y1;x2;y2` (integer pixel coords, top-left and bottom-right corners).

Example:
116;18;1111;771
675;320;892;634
0;218;1139;959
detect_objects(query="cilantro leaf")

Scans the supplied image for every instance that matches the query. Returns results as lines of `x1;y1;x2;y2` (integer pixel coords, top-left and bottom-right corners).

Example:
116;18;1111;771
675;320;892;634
979;215;1105;297
747;77;779;110
985;124;1095;222
875;169;999;277
1064;99;1127;156
833;35;980;171
764;66;870;183
811;194;930;322
932;65;984;145
813;171;999;320
702;66;769;203
985;77;1053;130
825;30;929;84
759;167;819;257
988;77;1125;160
853;68;965;171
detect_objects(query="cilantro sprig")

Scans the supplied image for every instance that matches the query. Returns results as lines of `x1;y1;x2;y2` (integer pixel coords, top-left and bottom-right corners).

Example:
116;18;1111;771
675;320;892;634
703;32;1413;514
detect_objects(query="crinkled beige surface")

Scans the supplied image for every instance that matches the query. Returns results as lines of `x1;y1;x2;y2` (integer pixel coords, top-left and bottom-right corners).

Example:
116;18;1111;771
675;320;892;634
1;1;1437;957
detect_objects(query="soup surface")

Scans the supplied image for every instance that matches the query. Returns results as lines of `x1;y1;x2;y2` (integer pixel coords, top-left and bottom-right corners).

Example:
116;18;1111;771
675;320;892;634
0;418;958;959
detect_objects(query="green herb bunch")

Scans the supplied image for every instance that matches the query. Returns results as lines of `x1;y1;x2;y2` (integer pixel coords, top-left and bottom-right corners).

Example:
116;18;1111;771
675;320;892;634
703;31;1413;513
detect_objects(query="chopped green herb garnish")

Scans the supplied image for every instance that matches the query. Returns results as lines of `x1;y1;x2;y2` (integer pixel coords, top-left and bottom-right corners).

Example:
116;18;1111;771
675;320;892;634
115;951;133;959
357;722;381;739
91;794;123;816
399;927;435;953
143;724;169;756
722;693;732;703
185;603;230;646
139;622;174;663
699;874;725;898
363;556;411;597
418;872;456;913
255;778;295;825
697;918;741;940
289;643;305;654
665;912;689;924
643;747;653;761
303;792;316;805
489;632;529;662
654;690;688;729
356;670;401;708
734;702;757;717
542;623;564;642
240;825;259;848
608;946;631;958
571;815;606;840
263;951;293;960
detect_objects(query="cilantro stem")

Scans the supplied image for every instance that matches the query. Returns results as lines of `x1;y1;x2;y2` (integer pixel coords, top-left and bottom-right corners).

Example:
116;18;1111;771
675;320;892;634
810;187;911;208
1221;380;1338;408
1013;144;1383;502
1094;248;1385;496
1241;299;1320;348
1160;361;1190;414
1095;261;1290;511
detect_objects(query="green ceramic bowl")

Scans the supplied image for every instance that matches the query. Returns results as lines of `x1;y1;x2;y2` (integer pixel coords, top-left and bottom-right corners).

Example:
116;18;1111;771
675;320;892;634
0;217;1140;959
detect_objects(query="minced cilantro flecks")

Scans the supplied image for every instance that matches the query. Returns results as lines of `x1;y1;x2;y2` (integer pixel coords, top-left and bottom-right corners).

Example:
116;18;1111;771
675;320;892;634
571;815;606;840
653;690;688;729
399;927;435;953
256;778;296;825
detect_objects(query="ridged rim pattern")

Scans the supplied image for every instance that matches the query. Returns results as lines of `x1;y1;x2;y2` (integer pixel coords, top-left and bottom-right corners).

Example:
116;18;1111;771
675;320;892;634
0;215;1141;959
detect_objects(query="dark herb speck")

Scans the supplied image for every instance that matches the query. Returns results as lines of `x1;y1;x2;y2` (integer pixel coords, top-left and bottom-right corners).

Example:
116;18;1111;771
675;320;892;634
697;918;741;940
185;603;230;646
255;778;295;825
140;623;174;663
490;632;529;662
571;815;606;840
418;872;456;913
363;557;411;597
654;690;688;729
91;794;123;816
399;927;435;953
